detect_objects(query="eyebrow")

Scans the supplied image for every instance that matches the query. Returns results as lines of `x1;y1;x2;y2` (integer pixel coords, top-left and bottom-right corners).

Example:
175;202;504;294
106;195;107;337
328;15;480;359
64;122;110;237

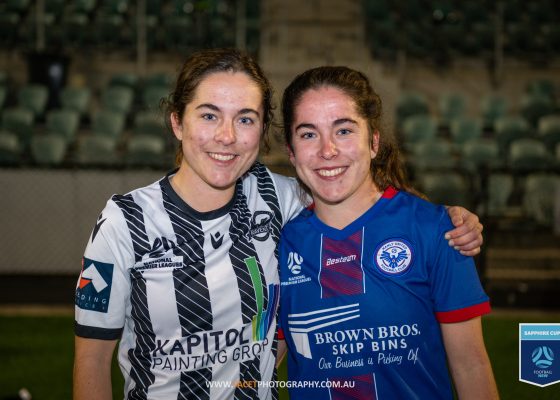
295;118;358;131
195;103;260;117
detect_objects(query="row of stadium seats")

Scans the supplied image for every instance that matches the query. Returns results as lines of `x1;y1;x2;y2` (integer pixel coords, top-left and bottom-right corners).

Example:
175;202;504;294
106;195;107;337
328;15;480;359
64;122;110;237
395;78;558;129
415;170;559;229
0;0;261;54
363;0;560;63
0;69;176;168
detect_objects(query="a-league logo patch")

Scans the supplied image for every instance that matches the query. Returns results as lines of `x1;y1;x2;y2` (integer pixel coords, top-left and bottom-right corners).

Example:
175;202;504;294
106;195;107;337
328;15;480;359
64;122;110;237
75;257;114;313
374;239;413;276
519;323;560;387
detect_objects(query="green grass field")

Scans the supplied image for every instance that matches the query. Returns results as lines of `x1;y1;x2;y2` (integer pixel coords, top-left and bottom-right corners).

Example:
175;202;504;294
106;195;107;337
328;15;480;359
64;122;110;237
0;311;559;399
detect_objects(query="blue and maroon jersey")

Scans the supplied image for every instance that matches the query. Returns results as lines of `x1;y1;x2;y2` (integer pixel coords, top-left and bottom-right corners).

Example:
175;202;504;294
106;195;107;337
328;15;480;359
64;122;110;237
278;187;490;399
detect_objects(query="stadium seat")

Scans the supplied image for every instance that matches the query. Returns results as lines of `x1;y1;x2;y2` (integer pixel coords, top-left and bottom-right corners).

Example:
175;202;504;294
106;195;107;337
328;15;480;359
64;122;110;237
418;172;470;207
45;0;66;16
508;138;552;172
519;93;556;127
30;133;67;165
73;0;97;14
142;85;169;111
75;135;119;166
100;86;134;115
538;115;560;150
493;116;531;155
17;84;49;120
45;109;80;143
487;174;514;217
1;107;34;148
401;115;437;148
479;94;508;130
163;15;196;50
143;72;173;88
91;110;126;139
525;78;556;100
460;138;501;172
449;117;482;145
60;86;91;118
92;13;129;49
408;139;456;171
133;111;166;137
5;0;32;13
125;134;166;168
61;12;91;48
438;92;467;128
523;173;559;227
109;72;139;90
100;0;129;15
395;91;430;129
0;130;22;164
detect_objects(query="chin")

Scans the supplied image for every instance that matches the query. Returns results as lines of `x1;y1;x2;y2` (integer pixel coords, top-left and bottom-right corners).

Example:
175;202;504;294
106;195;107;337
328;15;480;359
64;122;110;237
314;191;347;206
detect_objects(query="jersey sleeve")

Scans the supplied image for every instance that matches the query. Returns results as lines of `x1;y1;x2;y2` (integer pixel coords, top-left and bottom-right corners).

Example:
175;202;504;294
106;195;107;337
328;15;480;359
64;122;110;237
74;198;134;340
429;209;490;323
271;173;308;225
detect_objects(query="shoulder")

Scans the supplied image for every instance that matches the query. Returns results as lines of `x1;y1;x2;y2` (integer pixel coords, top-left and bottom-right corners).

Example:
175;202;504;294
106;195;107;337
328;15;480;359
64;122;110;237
97;176;164;237
281;207;313;233
392;191;451;231
245;162;298;189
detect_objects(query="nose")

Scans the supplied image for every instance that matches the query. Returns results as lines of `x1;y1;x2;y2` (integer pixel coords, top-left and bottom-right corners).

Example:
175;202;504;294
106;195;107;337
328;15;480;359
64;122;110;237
215;121;236;145
319;136;338;159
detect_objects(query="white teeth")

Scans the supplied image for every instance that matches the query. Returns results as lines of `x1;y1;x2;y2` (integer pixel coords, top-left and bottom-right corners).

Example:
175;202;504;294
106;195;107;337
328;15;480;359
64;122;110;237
317;167;345;177
209;153;235;161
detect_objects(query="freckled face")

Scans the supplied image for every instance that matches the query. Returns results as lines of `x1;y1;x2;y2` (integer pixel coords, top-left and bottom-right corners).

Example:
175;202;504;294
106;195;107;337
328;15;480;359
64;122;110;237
171;71;264;194
289;87;379;208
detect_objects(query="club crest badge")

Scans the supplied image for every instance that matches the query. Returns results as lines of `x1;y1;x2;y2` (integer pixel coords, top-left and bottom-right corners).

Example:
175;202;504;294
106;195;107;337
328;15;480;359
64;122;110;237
374;239;414;276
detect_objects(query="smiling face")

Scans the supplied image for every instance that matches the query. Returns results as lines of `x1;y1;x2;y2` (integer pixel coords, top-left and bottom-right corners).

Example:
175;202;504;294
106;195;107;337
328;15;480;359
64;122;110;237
288;86;380;212
171;71;264;199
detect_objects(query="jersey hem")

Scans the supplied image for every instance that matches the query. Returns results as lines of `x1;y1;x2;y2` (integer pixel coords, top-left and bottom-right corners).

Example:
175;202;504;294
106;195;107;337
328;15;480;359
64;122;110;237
435;301;491;323
74;321;123;340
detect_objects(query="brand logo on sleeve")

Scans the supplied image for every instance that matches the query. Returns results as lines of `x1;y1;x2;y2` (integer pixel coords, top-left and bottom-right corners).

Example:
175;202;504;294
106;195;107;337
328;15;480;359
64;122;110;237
91;213;106;242
75;257;114;313
374;239;414;276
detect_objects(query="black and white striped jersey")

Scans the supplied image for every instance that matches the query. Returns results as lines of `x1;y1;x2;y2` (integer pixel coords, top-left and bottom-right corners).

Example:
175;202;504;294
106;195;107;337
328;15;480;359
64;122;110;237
75;162;303;400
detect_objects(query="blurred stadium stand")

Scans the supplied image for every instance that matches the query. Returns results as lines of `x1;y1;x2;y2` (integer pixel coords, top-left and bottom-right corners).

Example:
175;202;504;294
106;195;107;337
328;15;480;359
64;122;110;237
0;0;559;309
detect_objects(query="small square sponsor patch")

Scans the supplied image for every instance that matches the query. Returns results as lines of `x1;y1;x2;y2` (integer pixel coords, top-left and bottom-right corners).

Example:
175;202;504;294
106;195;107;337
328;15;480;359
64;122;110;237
519;323;560;387
75;257;114;313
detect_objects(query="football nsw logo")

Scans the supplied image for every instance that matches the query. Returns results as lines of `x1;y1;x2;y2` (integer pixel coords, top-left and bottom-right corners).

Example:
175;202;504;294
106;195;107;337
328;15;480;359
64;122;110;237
374;238;413;276
244;256;279;341
532;346;554;369
520;323;560;387
75;257;114;313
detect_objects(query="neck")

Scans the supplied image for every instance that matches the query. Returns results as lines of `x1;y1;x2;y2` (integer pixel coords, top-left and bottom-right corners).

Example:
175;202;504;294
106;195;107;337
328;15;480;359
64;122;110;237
314;188;384;230
170;167;236;213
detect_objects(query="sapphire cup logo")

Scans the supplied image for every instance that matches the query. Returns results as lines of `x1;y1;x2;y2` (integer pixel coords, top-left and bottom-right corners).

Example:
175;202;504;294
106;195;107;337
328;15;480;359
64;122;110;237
532;346;554;369
520;323;560;387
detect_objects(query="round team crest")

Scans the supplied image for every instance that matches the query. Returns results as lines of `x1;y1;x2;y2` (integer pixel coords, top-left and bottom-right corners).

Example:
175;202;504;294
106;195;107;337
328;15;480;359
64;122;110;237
374;239;414;276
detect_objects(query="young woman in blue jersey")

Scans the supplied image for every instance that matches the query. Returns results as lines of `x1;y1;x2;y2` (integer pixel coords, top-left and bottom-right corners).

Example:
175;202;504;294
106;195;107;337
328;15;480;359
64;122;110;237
278;66;499;399
74;49;485;400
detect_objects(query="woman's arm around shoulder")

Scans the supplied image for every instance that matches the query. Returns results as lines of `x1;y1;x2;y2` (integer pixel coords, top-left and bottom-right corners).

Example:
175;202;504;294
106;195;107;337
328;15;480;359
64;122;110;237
445;206;484;256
